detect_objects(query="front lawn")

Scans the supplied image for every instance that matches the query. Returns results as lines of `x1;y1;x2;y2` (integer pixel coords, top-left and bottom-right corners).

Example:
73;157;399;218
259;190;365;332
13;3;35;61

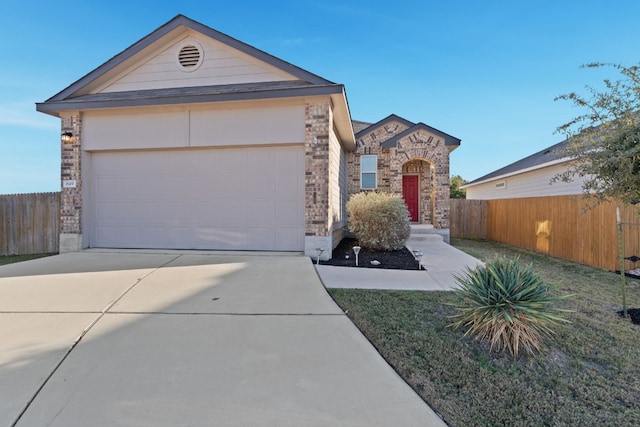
328;239;640;426
0;254;54;266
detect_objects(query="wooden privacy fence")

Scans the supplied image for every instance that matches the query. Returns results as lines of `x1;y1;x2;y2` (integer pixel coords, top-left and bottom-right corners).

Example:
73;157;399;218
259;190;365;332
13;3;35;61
451;196;639;272
450;199;487;239
0;192;60;256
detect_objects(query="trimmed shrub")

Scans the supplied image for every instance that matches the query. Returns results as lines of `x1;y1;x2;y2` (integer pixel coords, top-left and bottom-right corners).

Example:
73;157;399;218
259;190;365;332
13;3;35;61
450;257;571;358
346;191;410;250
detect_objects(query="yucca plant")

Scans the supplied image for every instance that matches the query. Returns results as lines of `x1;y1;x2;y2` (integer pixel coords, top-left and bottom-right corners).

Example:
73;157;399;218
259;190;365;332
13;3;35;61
450;257;571;358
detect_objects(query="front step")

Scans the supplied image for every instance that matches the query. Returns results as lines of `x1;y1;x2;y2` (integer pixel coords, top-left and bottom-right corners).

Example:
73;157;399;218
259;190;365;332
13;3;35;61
407;234;444;242
408;225;450;244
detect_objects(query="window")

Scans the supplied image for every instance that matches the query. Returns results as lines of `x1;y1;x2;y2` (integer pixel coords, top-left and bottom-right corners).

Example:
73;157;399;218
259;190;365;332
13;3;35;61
360;155;377;189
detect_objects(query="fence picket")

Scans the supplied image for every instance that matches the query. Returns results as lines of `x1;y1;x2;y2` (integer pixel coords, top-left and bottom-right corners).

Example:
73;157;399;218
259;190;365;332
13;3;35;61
451;196;639;272
0;192;60;256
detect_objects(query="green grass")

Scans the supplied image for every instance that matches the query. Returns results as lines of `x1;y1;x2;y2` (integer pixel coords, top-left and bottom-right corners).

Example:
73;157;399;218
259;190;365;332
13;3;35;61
0;253;55;266
328;239;640;426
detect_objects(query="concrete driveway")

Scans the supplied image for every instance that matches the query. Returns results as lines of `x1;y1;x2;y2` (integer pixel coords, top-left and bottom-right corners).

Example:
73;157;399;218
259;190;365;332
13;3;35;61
0;250;446;426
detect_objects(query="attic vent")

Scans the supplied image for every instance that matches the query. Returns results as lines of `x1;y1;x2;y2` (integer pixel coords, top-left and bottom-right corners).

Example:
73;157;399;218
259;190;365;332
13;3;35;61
179;45;200;67
176;42;203;72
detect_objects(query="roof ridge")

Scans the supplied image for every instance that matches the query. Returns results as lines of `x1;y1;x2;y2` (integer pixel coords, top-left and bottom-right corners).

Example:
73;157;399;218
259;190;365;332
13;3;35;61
42;15;335;103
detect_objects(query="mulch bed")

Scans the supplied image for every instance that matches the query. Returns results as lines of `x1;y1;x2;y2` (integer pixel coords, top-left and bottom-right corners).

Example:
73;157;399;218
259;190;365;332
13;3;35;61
618;308;640;325
317;238;424;270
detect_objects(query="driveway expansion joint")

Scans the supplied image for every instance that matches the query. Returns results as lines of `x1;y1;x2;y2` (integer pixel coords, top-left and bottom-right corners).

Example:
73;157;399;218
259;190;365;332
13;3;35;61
10;254;183;427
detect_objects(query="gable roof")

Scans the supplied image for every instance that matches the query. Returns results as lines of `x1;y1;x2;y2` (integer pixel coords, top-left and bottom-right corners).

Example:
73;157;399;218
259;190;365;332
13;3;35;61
36;14;355;147
380;122;461;149
352;120;373;134
354;114;415;139
43;14;332;103
464;139;570;187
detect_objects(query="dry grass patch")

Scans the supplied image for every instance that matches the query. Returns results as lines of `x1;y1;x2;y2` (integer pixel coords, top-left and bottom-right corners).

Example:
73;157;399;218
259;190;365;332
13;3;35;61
0;254;54;266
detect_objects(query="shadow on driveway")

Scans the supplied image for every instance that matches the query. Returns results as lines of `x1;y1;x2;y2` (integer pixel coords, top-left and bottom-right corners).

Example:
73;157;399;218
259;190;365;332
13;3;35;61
0;251;446;427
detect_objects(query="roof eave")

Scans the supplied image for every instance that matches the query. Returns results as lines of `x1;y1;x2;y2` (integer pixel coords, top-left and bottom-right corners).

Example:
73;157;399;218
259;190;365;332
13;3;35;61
380;122;461;148
330;88;356;150
36;84;346;117
354;114;414;139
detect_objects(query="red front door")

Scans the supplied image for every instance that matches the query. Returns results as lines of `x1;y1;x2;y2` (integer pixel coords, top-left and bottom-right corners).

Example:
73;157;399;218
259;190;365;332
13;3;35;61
402;175;419;222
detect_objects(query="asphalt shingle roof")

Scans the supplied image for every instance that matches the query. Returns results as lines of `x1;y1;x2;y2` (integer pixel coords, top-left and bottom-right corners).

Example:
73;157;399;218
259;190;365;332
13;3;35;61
466;139;570;185
36;81;345;112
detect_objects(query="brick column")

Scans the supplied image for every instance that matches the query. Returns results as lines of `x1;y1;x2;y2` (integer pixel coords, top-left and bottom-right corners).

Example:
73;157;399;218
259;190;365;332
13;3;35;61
434;160;450;229
59;112;83;252
303;101;332;260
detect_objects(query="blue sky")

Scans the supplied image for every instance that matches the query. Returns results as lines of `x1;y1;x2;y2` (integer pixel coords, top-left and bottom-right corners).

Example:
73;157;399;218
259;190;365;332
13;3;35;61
1;0;639;194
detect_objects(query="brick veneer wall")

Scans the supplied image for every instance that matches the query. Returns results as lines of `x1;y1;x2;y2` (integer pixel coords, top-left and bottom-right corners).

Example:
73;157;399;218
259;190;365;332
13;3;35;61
347;121;452;229
59;112;83;251
304;102;331;237
348;120;410;195
390;129;451;228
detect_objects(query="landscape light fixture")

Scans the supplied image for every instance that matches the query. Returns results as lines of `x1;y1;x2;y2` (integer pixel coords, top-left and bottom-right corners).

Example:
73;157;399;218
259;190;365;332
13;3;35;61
315;248;324;265
412;249;423;270
353;246;361;267
61;132;74;144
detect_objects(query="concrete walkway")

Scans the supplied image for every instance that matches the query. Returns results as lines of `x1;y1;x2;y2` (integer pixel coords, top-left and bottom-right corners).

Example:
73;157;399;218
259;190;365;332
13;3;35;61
0;250;446;427
316;236;483;291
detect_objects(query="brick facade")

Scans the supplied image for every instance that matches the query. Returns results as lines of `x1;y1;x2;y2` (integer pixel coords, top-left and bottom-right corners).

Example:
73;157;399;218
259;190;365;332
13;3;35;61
348;120;410;195
59;112;83;252
347;119;454;229
389;129;451;228
304;101;331;237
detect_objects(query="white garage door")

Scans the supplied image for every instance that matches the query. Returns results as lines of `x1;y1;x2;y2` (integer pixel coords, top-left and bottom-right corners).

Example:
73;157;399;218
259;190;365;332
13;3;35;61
91;146;305;251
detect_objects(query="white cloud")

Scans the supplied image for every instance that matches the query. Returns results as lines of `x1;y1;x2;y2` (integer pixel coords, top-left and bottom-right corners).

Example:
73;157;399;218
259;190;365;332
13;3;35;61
0;101;58;130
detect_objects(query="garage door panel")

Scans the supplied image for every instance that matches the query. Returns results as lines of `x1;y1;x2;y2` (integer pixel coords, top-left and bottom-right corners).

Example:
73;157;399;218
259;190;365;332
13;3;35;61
248;175;276;196
247;149;275;174
275;174;302;197
276;147;304;171
218;201;247;226
194;203;222;226
247;200;275;225
276;226;305;250
91;147;304;251
213;227;248;250
247;228;276;250
276;200;304;226
96;226;142;248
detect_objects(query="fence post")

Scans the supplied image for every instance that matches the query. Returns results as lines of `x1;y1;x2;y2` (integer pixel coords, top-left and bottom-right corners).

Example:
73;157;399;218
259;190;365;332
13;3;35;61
616;207;628;319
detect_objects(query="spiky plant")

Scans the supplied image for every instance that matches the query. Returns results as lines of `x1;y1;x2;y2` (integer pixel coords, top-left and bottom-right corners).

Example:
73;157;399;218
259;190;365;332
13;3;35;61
450;257;571;358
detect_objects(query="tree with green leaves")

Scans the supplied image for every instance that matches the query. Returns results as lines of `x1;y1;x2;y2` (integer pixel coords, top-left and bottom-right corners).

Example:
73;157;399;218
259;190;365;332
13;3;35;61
554;62;640;205
450;175;467;199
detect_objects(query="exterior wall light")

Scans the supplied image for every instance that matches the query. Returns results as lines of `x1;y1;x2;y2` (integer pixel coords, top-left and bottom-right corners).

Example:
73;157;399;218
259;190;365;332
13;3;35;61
61;132;74;144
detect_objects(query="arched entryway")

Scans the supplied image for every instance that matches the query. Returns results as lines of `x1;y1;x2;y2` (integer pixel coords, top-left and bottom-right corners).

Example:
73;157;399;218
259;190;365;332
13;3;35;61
401;159;434;224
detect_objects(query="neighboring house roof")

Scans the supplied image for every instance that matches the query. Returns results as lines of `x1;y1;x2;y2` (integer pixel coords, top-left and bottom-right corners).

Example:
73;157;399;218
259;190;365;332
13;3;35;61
380;122;462;150
464;139;571;187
